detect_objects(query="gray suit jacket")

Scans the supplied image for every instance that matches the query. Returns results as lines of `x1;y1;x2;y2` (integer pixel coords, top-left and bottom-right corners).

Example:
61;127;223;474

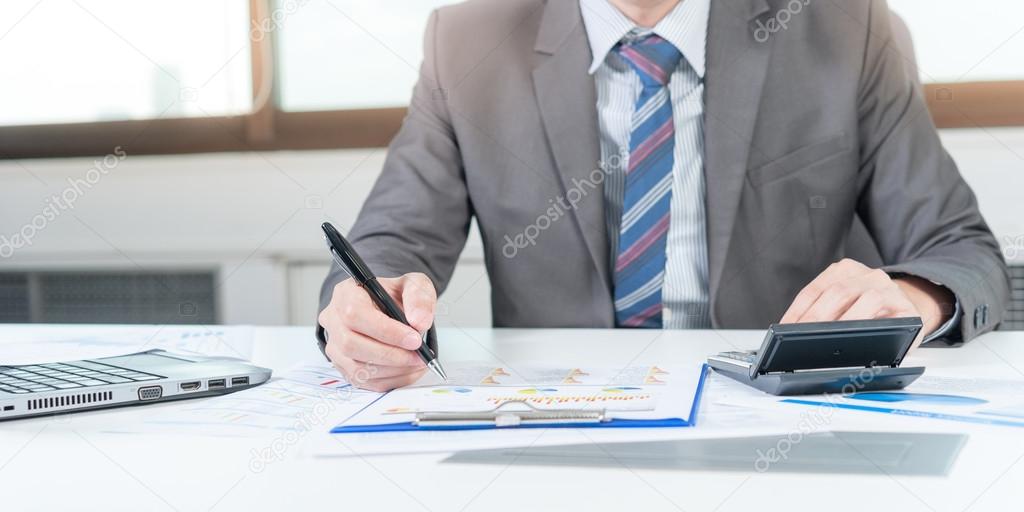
321;0;1010;341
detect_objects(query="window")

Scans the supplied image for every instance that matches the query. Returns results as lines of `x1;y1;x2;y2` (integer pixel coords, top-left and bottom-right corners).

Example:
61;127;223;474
277;0;460;111
0;0;252;127
889;0;1024;128
0;0;1021;158
889;0;1024;83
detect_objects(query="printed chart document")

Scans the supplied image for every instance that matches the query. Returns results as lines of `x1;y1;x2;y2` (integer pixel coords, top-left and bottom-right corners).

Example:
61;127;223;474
332;362;708;433
311;362;710;456
781;375;1024;428
714;371;1024;430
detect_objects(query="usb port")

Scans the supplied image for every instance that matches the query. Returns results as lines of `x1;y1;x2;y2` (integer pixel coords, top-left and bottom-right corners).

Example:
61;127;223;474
231;376;249;387
179;381;201;392
208;379;226;390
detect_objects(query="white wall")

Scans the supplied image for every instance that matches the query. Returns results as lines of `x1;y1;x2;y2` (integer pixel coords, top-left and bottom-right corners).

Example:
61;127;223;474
0;127;1021;326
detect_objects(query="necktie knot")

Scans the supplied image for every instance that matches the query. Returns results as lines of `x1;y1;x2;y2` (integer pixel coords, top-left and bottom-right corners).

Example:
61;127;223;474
615;34;682;88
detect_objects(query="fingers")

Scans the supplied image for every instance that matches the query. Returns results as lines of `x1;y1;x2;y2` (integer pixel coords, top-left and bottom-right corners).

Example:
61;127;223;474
796;281;862;323
330;358;427;392
781;259;868;323
324;338;426;391
837;289;888;321
399;273;437;332
796;270;893;322
324;329;423;368
318;271;438;392
334;358;424;383
781;259;921;324
325;280;422;351
360;368;428;392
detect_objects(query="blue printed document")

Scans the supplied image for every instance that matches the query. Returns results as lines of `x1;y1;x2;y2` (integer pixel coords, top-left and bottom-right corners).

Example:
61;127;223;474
332;363;709;433
776;375;1024;429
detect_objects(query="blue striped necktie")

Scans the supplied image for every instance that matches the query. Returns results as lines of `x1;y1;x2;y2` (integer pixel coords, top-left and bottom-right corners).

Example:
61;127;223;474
612;34;682;328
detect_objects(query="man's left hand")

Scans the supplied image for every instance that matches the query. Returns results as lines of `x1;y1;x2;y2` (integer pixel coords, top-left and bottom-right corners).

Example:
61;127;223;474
780;258;953;347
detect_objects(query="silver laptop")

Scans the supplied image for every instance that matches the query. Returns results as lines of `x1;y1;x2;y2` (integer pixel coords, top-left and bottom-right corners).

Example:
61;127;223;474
0;350;271;421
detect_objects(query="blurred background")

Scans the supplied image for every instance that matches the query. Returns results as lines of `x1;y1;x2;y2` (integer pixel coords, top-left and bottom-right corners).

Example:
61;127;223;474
0;0;1021;329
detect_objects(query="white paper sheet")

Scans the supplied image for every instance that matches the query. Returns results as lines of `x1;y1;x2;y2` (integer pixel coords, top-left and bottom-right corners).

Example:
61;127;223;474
336;363;698;430
0;325;255;365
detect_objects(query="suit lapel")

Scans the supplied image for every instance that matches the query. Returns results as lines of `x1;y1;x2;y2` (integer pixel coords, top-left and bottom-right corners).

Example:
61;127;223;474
532;0;611;295
703;0;773;323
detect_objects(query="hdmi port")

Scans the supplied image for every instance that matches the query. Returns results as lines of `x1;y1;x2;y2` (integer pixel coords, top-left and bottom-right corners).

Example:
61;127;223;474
231;376;250;387
179;381;201;391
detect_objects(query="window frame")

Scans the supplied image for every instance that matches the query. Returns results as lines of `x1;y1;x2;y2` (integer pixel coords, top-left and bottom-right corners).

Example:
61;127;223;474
0;0;1021;160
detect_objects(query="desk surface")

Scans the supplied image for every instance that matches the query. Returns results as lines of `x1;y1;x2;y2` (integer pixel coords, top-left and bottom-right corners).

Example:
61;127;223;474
1;326;1023;512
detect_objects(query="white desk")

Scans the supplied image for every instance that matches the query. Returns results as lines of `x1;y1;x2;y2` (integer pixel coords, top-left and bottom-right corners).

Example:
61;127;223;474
1;326;1023;511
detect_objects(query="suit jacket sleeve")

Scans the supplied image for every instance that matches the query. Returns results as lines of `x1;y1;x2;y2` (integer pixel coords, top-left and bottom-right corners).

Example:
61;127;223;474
318;9;471;314
855;0;1010;340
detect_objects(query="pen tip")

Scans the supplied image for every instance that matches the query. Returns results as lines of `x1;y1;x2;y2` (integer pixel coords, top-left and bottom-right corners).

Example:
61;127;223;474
429;360;448;381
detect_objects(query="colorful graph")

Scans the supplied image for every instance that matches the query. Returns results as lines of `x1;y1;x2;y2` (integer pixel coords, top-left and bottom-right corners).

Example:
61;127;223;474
848;392;988;406
487;390;653;406
643;366;669;384
479;367;513;385
266;389;310;404
561;368;590;384
602;386;643;393
517;388;559;395
431;387;473;394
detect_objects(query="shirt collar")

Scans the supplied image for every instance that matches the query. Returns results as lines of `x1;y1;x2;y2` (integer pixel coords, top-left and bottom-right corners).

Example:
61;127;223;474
579;0;710;77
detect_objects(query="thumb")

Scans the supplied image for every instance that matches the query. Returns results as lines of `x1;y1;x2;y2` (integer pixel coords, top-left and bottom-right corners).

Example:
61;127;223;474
401;273;436;332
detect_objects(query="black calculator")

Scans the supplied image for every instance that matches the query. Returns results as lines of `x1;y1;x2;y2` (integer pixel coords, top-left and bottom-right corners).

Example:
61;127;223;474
707;318;926;396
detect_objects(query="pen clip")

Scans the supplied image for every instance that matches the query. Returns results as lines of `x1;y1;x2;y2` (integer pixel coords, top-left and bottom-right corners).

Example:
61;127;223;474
413;400;607;428
321;222;374;284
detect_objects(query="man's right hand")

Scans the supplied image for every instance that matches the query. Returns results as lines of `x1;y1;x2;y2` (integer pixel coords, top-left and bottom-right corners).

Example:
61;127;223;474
317;272;437;392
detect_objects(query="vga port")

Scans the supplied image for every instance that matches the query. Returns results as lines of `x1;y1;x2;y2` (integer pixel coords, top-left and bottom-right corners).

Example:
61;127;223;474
138;385;163;401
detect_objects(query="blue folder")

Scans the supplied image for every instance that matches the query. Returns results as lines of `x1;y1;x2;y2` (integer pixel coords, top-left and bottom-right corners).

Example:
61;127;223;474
331;364;710;433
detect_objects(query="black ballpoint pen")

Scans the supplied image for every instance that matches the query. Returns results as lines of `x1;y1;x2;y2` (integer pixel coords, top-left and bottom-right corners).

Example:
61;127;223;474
320;222;448;381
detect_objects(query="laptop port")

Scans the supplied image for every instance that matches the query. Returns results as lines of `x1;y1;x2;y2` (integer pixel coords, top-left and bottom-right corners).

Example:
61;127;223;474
179;381;201;392
208;379;226;390
231;376;249;387
138;385;163;401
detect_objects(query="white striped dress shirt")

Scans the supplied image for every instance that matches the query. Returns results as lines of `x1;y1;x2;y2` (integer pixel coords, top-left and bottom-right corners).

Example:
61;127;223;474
580;0;712;328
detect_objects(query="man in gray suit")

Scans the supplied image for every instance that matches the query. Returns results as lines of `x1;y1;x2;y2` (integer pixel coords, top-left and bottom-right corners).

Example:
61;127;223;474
318;0;1010;391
